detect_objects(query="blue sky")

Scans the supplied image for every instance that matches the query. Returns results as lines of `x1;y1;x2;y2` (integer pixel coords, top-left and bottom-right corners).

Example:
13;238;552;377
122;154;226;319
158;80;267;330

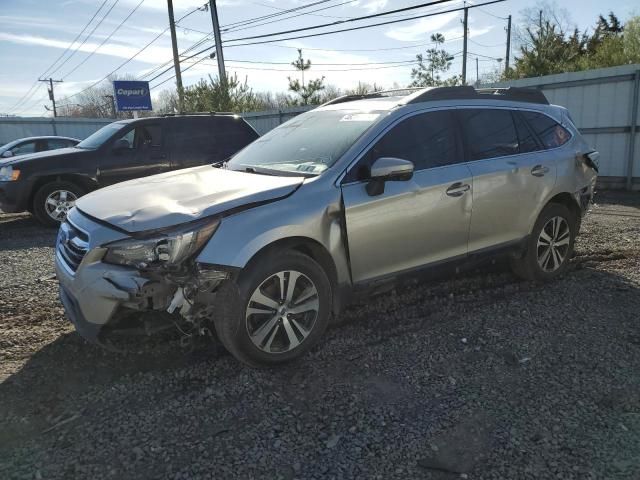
1;0;638;116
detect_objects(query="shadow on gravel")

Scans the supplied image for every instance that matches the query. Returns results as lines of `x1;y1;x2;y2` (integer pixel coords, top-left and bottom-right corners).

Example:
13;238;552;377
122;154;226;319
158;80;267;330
0;214;57;251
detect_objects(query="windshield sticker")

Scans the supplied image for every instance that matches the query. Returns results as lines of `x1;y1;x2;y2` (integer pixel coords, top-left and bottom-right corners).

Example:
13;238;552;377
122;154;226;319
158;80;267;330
339;113;380;122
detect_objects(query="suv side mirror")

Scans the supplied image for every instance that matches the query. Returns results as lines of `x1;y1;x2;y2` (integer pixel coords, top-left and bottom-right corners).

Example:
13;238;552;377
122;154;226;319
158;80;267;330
1;150;13;158
366;157;414;196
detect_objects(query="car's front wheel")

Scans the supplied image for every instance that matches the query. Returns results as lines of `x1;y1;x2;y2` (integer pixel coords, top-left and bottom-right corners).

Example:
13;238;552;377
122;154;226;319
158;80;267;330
32;180;85;227
214;250;332;367
510;203;577;281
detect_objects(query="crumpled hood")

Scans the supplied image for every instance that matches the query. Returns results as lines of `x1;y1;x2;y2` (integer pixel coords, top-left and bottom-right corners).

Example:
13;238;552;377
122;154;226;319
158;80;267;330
76;165;304;233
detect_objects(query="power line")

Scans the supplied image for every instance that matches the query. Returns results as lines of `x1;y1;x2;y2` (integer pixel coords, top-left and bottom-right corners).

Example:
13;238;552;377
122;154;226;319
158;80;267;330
40;0;110;79
220;0;336;31
62;0;145;79
49;0;121;77
6;0;110;113
60;4;205;102
224;0;462;43
224;0;359;34
222;0;505;48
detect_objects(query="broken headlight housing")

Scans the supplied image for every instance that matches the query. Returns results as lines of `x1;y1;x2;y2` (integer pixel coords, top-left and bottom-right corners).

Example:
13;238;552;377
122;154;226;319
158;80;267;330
103;217;220;269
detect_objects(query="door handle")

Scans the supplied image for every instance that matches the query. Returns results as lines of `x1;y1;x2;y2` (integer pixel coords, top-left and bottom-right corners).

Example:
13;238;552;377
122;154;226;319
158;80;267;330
531;165;549;177
446;182;470;197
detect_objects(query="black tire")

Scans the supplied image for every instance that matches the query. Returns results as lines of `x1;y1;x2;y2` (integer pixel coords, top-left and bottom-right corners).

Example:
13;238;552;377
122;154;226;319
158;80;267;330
32;181;85;227
510;203;577;282
213;250;332;368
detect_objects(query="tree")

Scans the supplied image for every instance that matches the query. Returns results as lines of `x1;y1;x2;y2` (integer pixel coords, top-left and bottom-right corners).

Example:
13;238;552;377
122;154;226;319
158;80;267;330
409;33;460;87
58;74;135;118
181;73;270;112
506;6;640;80
344;81;383;95
287;49;325;105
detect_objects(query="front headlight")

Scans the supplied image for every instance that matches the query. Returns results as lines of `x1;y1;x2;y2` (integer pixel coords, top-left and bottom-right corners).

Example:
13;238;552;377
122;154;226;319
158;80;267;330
103;217;220;269
0;166;20;181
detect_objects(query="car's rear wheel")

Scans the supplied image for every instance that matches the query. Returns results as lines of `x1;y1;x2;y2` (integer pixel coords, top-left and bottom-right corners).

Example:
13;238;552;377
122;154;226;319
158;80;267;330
510;203;576;281
32;181;85;227
214;250;332;367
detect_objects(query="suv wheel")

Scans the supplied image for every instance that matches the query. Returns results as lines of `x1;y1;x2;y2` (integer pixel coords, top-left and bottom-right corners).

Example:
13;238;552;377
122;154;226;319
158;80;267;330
214;250;332;367
33;181;85;227
510;203;576;281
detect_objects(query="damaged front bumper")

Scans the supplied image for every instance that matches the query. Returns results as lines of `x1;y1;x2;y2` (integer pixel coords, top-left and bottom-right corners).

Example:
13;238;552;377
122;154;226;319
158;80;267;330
55;215;234;343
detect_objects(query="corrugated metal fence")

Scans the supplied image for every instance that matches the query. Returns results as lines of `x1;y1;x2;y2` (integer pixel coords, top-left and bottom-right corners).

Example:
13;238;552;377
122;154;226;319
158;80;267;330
0;106;312;145
492;64;640;190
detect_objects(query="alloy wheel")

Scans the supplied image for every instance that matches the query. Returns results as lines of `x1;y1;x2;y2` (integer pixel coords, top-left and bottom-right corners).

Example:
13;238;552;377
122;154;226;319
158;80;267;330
537;216;571;272
245;270;319;354
45;190;77;222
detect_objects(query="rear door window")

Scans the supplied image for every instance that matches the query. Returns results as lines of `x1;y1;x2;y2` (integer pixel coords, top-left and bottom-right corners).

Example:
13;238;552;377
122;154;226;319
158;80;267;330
521;111;571;148
459;109;520;160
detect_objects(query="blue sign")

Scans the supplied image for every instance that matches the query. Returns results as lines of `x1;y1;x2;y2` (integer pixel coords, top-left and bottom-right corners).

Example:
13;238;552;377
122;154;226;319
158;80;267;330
113;80;152;111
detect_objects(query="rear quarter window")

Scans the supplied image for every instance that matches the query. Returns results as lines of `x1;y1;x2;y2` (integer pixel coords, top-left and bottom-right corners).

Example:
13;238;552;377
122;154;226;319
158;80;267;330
521;111;571;149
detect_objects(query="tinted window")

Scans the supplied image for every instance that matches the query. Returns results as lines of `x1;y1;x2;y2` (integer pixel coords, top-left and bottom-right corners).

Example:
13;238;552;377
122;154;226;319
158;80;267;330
47;139;74;150
216;117;258;151
459;109;519;160
114;124;161;150
513;112;540;153
521;111;571;148
348;111;457;182
77;123;127;149
171;119;212;151
11;141;37;155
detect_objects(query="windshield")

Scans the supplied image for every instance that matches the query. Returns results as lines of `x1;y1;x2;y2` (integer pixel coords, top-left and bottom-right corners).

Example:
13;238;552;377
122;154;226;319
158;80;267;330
227;110;382;175
76;123;127;150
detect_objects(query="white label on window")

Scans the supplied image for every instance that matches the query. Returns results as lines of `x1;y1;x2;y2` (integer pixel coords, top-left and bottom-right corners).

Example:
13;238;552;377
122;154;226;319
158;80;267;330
339;113;380;122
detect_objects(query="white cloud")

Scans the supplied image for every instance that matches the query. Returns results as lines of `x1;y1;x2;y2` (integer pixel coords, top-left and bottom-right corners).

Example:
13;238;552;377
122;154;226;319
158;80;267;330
356;0;388;14
0;32;174;67
385;11;460;42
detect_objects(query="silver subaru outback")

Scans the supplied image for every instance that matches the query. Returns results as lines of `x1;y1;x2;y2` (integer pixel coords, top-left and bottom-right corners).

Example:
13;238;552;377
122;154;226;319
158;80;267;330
55;86;599;367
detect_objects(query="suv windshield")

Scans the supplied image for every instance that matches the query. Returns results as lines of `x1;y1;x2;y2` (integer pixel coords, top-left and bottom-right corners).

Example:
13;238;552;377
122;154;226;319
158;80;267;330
227;109;382;175
76;123;127;150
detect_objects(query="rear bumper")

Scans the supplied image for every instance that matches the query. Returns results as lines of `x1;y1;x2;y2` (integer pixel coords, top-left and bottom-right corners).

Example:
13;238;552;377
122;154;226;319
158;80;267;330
0;179;31;213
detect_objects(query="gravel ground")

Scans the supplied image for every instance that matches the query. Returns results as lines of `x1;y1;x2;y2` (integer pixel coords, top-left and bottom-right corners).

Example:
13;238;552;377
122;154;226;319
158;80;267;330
1;192;639;480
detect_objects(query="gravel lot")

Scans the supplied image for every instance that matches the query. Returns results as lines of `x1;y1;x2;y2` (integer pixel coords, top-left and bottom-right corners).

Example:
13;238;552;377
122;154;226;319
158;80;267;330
1;192;639;480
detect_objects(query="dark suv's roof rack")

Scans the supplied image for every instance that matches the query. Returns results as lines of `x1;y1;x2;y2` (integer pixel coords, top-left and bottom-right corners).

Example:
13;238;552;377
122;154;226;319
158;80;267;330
406;86;549;105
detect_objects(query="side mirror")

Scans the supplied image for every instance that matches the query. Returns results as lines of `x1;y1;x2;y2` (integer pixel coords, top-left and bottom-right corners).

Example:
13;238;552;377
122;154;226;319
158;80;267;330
113;138;130;152
2;150;13;158
366;157;414;196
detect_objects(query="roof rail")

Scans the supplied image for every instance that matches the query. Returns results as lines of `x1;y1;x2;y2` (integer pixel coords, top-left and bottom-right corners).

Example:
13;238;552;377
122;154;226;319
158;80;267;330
161;111;236;117
407;86;549;105
321;87;424;107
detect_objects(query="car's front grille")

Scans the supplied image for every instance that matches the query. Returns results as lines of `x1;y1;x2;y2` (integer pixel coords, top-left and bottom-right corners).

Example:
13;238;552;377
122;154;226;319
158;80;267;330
57;220;89;274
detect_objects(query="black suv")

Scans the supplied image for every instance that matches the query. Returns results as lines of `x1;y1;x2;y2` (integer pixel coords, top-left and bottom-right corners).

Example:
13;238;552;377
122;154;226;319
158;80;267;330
0;114;259;226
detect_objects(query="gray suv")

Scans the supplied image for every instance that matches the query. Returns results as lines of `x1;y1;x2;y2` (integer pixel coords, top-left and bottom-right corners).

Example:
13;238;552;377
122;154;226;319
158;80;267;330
54;86;599;367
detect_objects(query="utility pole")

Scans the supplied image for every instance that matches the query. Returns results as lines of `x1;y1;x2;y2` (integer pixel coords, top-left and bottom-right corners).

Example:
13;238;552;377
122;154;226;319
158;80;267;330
462;6;468;85
39;78;62;117
476;57;479;86
103;94;116;118
209;0;226;85
167;0;184;112
505;14;512;73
